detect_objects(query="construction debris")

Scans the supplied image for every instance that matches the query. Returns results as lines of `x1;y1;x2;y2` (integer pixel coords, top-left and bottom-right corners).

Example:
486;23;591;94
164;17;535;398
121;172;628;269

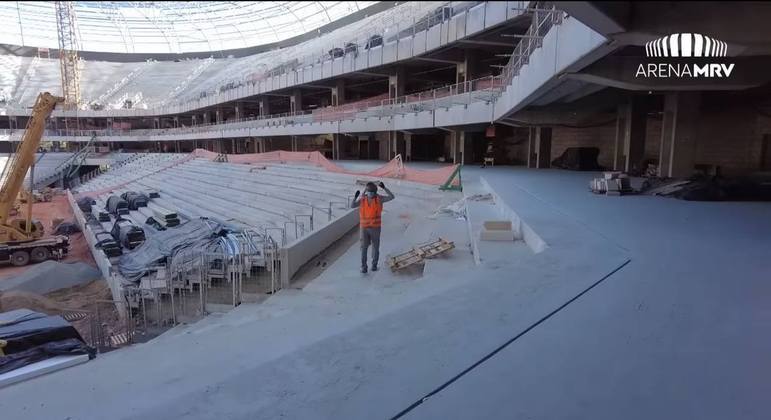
590;172;633;196
480;221;515;241
387;238;455;272
52;221;80;236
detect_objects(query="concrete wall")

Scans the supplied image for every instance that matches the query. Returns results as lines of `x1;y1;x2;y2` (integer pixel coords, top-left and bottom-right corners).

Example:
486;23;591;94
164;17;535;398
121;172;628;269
279;208;359;288
549;117;663;169
551;123;616;168
694;108;767;174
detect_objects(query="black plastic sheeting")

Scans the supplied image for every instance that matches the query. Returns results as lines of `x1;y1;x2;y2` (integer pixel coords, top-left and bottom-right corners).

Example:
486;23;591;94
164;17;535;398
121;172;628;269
106;195;129;215
53;222;81;236
118;218;226;282
120;191;149;210
76;197;95;213
0;309;94;374
551;147;604;171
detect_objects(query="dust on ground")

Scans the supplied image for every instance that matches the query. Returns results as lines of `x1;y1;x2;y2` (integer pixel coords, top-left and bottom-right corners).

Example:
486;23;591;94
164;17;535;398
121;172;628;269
0;279;122;345
0;193;95;281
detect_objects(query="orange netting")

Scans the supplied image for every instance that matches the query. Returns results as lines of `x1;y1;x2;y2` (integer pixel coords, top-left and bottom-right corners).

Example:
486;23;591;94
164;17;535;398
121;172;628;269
80;150;459;197
190;149;459;186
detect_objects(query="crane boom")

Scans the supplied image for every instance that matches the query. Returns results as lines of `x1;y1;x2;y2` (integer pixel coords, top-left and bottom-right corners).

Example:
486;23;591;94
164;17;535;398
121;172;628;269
0;92;63;241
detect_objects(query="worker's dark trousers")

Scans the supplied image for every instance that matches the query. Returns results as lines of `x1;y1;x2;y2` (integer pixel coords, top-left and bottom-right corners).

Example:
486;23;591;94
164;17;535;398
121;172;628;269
360;227;381;268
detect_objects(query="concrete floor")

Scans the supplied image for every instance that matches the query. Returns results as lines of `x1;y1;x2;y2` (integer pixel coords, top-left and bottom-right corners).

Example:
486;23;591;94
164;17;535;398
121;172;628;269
1;166;769;420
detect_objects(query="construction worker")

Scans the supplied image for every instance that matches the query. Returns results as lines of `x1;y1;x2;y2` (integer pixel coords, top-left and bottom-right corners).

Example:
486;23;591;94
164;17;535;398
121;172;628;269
351;181;395;273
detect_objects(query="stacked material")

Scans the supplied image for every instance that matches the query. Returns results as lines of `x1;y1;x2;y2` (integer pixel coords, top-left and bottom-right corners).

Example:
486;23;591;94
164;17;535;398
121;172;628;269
144;202;180;227
590;172;632;196
120;192;149;210
110;219;146;250
94;231;122;257
106;196;129;216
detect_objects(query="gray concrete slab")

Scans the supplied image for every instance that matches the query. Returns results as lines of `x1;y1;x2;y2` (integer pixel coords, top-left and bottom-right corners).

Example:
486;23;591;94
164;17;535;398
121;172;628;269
404;167;771;420
1;166;765;420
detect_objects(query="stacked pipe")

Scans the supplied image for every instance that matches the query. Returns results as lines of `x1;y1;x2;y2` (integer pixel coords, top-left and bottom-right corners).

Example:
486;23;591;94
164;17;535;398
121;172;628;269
110;218;146;250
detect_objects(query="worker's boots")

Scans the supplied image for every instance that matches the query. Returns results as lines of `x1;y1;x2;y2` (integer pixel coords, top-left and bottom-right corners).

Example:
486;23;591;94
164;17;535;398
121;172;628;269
371;263;378;272
361;265;368;274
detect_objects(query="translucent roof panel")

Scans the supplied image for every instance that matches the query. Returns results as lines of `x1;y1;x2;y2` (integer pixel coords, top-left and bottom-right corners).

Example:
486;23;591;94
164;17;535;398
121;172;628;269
0;1;378;54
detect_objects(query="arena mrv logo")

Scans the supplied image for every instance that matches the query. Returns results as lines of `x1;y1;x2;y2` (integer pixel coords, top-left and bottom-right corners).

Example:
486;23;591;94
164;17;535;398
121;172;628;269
636;33;735;78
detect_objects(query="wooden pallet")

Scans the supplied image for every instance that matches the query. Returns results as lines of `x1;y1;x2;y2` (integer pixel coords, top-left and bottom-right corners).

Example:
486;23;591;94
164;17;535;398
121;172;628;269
387;238;455;272
416;238;455;259
387;248;424;271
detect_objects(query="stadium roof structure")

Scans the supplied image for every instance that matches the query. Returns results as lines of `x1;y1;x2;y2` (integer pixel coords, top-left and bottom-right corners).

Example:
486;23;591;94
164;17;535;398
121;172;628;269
0;1;378;54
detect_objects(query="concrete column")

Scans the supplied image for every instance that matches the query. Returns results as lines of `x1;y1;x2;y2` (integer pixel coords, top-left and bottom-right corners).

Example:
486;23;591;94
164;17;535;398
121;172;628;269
613;98;647;172
234;103;241;120
625;97;647;173
192;115;197;126
331;80;346;106
203;112;211;124
405;133;412;162
456;61;467;85
458;131;467;165
531;127;552;168
526;128;536;168
389;68;405;99
215;110;223;124
659;92;701;178
613;103;628;170
259;97;270;117
290;89;303;113
464;50;483;81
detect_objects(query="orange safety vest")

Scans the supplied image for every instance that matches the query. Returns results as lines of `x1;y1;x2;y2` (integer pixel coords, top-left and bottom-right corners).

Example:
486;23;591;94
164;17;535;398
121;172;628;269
359;195;383;228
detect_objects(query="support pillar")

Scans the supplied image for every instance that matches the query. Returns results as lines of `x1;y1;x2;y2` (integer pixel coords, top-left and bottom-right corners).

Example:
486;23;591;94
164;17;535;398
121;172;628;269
625;97;647;173
613;103;628;170
537;128;552;168
405;133;412;162
234;102;241;120
215;110;223;124
290;89;303;113
659;92;701;178
458;131;466;165
529;127;551;168
331;80;346;106
389;68;405;99
259;97;270;117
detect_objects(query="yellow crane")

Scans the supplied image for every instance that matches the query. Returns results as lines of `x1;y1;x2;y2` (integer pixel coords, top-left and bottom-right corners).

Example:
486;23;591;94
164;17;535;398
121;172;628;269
0;92;69;266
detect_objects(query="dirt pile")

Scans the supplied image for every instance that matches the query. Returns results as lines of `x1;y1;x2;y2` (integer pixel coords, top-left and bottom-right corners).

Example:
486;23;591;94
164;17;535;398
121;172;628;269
0;260;101;294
